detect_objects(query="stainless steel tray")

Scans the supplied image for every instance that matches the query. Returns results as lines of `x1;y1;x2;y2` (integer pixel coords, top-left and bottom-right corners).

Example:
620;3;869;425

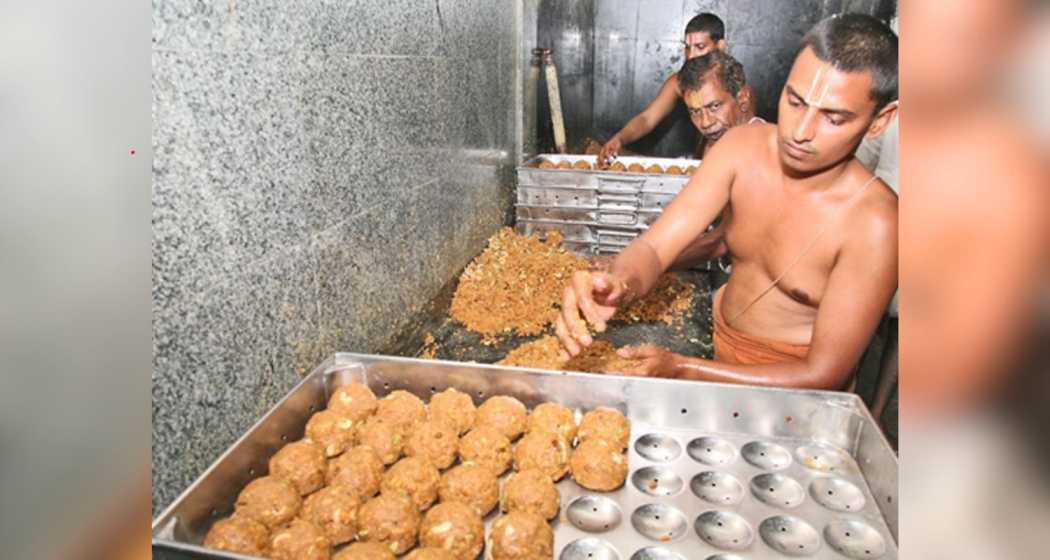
152;353;898;559
517;154;700;256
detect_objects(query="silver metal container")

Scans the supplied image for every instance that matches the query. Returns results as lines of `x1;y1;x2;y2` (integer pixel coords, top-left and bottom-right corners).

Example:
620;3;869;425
516;154;700;255
152;353;898;559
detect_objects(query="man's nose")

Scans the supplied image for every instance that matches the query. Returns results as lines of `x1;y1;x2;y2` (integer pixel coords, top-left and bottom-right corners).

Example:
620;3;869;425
792;107;818;143
699;110;715;130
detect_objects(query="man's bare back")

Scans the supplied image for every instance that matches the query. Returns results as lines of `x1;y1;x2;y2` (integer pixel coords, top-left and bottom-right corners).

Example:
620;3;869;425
718;123;898;346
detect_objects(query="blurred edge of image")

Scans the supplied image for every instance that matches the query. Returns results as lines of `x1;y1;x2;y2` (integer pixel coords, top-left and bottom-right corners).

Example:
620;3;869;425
900;0;1050;558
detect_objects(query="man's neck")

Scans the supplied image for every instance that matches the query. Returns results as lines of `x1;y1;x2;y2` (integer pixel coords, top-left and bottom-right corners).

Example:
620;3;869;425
780;155;854;194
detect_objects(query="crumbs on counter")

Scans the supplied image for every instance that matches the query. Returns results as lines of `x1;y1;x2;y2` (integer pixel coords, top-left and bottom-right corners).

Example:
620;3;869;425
419;332;439;359
497;335;643;374
615;273;694;325
449;228;590;340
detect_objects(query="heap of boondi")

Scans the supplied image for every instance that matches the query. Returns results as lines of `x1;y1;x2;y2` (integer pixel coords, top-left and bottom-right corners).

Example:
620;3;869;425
615;273;694;325
497;335;643;374
450;228;590;338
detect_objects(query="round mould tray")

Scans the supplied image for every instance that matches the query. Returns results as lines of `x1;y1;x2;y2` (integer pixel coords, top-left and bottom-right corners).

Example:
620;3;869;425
810;477;866;512
687;436;737;466
630;504;689;542
629;548;685;560
694;510;754;551
824;519;888;559
559;537;621;560
566;495;623;533
631;466;683;497
759;515;822;557
741;440;792;470
690;471;745;505
634;433;682;463
750;473;806;509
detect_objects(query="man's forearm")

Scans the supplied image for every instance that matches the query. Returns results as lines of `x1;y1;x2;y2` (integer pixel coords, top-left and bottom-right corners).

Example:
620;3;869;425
616;114;655;146
610;238;664;303
669;221;727;270
670;355;843;390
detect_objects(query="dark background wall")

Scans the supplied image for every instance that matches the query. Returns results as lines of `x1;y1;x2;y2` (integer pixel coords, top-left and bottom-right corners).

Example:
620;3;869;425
537;0;597;151
534;0;897;157
152;0;519;514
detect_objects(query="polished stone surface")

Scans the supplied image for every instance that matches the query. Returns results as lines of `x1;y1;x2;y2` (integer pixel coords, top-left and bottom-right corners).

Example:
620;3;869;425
152;0;517;514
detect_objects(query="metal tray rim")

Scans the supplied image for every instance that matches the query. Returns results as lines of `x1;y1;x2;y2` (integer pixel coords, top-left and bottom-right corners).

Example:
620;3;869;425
151;366;324;534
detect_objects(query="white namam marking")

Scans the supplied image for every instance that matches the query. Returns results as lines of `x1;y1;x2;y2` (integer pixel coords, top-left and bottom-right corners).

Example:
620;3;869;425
804;66;824;103
796;65;834;138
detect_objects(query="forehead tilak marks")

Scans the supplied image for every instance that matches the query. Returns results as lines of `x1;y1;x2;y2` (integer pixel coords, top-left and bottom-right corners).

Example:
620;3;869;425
803;66;832;107
795;66;832;138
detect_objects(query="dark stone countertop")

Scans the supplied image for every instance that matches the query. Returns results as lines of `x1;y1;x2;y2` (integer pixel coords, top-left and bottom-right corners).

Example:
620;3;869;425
383;268;721;365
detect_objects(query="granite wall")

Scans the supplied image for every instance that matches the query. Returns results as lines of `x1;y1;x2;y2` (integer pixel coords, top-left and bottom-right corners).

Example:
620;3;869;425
152;0;519;513
535;0;896;157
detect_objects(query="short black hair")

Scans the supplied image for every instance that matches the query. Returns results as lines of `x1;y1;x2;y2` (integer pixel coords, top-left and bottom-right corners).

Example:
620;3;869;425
685;12;725;42
679;50;746;98
798;13;898;110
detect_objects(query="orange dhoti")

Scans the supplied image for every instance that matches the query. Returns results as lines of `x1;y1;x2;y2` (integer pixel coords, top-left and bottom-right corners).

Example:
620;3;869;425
712;286;810;365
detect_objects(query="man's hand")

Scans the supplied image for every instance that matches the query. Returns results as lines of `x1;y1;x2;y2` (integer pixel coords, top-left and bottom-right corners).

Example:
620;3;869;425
555;270;625;358
587;254;615;272
597;136;623;168
616;345;683;378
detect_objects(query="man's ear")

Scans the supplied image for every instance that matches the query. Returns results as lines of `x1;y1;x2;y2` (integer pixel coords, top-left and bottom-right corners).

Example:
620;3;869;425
717;39;727;51
735;86;753;115
867;101;899;138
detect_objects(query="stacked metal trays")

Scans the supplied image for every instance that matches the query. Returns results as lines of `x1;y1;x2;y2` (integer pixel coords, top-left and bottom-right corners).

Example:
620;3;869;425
516;154;700;256
152;353;898;559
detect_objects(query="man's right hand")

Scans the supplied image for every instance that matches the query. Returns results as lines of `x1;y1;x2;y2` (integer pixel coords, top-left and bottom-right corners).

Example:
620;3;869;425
597;136;623;168
555;270;626;359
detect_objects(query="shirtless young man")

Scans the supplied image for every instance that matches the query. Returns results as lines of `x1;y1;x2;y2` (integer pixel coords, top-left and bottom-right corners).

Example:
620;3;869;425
598;13;756;165
557;14;899;390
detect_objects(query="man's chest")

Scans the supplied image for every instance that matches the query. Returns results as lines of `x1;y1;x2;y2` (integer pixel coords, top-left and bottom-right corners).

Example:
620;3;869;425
723;189;844;307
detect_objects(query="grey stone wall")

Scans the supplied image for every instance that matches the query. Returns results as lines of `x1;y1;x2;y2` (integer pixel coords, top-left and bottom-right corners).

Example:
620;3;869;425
152;0;517;513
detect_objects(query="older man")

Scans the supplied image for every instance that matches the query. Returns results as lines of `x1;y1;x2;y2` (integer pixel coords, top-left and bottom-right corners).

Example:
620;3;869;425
598;13;753;165
679;50;761;157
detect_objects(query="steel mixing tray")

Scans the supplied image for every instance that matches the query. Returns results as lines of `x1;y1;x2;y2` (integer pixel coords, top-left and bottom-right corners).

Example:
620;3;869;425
516;154;700;256
152;353;897;560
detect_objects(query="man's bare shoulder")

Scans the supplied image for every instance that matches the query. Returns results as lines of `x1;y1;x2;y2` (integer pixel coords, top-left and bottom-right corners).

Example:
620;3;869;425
711;121;776;155
845;166;898;252
665;73;682;97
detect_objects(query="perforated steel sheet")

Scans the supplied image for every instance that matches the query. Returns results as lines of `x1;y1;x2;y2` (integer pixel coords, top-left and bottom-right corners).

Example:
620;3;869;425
516;154;700;255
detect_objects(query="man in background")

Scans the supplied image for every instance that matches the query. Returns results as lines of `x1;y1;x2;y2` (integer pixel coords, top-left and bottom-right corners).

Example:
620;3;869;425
598;13;755;165
662;50;762;268
679;50;762;158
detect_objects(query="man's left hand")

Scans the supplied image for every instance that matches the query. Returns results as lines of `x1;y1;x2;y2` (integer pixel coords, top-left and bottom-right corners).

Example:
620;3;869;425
616;345;683;378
